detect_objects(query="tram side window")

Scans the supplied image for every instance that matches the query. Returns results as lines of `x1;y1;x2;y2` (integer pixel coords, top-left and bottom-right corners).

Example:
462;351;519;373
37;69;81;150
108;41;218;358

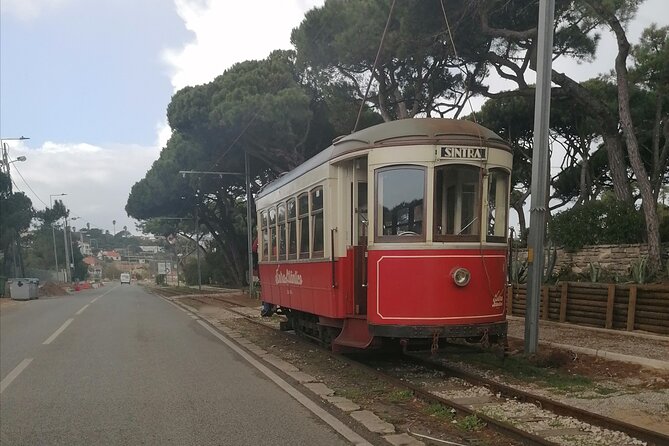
260;211;268;261
487;169;510;242
287;198;297;259
278;203;287;260
376;166;426;241
434;165;481;241
311;186;324;257
298;193;310;258
269;207;277;260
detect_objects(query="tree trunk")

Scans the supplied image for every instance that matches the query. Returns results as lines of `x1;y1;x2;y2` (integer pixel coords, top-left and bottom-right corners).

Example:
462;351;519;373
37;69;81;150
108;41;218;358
606;10;662;273
550;69;632;202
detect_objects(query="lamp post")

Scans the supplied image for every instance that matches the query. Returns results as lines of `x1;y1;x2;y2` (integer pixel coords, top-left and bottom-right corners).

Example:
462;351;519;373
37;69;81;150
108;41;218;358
69;217;80;281
1;137;29;277
1;136;29;192
50;193;67;281
179;169;253;295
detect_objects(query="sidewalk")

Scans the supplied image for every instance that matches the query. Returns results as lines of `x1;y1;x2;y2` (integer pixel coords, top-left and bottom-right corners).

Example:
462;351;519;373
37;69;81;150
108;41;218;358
507;316;669;370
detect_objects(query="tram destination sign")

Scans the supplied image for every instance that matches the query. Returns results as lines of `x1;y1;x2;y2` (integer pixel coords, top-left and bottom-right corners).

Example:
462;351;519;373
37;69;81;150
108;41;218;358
440;146;488;160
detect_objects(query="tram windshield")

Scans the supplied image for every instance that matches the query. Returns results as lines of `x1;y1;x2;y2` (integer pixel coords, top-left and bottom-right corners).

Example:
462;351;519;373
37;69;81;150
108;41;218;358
376;166;425;240
434;165;481;241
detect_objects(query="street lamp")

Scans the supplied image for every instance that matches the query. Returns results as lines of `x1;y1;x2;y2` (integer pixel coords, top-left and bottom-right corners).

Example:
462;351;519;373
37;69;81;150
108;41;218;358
69;217;80;281
1;136;30;195
50;193;67;281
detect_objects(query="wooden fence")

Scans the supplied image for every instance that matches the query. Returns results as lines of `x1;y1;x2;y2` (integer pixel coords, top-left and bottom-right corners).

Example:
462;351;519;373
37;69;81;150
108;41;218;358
508;282;669;335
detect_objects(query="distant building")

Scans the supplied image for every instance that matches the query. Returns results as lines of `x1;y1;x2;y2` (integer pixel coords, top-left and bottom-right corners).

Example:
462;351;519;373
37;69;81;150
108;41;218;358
82;256;98;267
100;250;121;261
139;245;163;254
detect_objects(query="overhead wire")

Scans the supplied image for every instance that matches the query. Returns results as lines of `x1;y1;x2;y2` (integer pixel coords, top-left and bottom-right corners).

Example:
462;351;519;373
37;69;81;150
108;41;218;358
353;0;397;133
11;163;48;207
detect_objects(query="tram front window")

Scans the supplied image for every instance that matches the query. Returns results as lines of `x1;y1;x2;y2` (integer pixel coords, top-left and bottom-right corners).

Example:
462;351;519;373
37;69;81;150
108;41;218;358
434;165;481;241
376;166;425;240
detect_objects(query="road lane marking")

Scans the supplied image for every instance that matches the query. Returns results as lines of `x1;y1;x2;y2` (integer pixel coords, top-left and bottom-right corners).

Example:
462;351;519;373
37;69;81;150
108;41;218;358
196;320;372;446
76;304;90;315
0;358;33;394
43;318;74;345
91;297;99;303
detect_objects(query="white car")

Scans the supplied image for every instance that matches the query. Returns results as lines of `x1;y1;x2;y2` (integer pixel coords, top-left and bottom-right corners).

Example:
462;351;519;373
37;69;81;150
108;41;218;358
120;273;131;284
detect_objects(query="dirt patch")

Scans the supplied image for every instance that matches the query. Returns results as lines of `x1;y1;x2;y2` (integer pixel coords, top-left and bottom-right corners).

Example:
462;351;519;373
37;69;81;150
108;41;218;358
39;282;69;297
504;338;669;384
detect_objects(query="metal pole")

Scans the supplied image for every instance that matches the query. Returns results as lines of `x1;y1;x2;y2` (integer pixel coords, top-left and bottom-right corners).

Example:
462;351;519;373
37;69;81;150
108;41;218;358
525;0;555;355
50;196;60;281
245;151;254;297
51;225;60;280
195;204;201;291
175;249;180;287
62;216;71;282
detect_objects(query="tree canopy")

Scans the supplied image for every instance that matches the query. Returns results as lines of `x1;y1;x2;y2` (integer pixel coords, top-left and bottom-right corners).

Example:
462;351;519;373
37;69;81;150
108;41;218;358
127;0;668;279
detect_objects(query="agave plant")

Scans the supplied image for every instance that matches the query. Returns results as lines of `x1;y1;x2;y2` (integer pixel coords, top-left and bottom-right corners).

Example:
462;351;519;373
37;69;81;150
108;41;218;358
630;256;649;284
588;262;602;283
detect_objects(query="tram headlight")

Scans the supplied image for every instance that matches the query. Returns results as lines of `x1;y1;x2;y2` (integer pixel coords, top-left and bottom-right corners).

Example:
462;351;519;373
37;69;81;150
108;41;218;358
451;267;471;287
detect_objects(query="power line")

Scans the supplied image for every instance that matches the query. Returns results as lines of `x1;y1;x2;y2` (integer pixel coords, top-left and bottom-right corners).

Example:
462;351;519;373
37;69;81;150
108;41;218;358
12;163;48;207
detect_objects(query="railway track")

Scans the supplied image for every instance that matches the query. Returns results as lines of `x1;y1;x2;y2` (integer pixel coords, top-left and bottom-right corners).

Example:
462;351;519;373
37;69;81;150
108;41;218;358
158;291;668;446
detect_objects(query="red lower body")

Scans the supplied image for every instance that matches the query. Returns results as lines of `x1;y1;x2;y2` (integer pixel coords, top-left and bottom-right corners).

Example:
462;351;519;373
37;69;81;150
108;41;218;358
258;248;508;349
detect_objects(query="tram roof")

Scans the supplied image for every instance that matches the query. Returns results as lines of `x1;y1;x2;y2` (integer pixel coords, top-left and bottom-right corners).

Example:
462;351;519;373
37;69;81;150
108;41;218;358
257;118;510;199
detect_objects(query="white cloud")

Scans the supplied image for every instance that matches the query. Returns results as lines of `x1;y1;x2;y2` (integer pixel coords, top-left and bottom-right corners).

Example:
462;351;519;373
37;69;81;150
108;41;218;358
7;141;159;233
155;121;172;149
1;0;73;21
163;0;324;91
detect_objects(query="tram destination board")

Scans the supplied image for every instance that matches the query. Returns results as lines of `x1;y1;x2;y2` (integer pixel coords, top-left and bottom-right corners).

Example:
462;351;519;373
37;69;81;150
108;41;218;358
440;146;487;160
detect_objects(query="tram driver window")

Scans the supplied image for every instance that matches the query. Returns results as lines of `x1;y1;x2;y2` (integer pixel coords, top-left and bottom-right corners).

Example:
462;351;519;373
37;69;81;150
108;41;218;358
260;211;269;261
434;165;481;241
298;193;309;258
311;186;324;257
269;207;277;260
287;198;297;259
486;169;509;242
375;166;425;241
278;203;287;260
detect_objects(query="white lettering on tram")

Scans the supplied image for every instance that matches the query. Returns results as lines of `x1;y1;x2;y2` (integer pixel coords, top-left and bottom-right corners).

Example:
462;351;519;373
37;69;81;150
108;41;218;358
275;267;304;285
492;290;504;308
440;146;488;160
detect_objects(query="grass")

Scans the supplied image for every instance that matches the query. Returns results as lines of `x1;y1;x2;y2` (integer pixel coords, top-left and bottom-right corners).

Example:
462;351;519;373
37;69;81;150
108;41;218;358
453;351;595;393
593;386;617;396
425;403;455;420
387;389;413;403
457;415;486;431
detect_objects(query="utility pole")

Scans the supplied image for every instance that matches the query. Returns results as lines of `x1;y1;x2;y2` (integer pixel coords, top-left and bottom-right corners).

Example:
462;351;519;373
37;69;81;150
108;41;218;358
50;193;67;281
63;215;71;282
195;202;201;291
525;0;555;355
245;152;255;298
1;137;29;278
179;170;250;293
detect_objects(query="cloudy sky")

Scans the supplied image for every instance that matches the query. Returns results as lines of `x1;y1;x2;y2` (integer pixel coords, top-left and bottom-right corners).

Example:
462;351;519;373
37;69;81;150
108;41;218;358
0;0;666;235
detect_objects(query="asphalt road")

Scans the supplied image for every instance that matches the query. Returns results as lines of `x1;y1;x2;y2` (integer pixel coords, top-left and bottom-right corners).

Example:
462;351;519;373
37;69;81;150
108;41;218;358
0;284;352;445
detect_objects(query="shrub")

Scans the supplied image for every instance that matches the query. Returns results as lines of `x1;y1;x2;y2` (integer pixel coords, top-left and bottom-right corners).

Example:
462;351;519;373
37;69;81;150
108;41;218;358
548;200;644;250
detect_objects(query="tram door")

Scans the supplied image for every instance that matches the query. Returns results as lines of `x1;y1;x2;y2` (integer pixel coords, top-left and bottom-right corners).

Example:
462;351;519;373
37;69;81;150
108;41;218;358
352;158;368;315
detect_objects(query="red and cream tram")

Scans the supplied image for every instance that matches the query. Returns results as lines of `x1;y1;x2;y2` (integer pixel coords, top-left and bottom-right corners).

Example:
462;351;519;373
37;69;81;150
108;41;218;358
256;118;512;351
